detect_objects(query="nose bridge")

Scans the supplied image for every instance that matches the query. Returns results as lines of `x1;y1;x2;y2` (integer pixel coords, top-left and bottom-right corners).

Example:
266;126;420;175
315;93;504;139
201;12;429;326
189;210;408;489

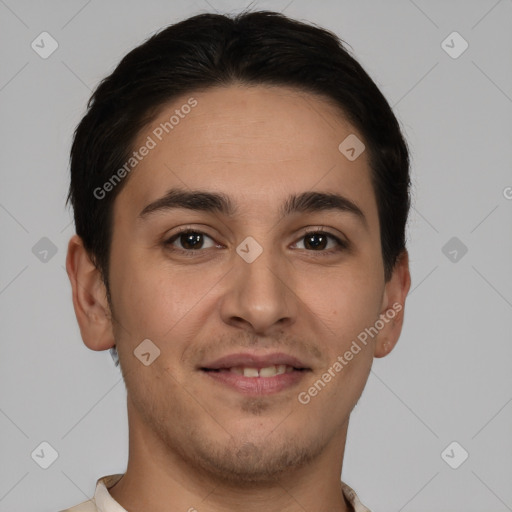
240;241;284;294
221;234;296;333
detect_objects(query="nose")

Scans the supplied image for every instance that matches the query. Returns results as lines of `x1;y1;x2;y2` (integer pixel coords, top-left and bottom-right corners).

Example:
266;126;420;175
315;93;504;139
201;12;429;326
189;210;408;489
219;243;297;336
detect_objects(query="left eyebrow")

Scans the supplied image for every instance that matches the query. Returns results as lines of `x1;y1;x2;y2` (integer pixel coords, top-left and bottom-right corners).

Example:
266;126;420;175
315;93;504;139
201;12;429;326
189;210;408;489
138;187;367;229
280;190;367;229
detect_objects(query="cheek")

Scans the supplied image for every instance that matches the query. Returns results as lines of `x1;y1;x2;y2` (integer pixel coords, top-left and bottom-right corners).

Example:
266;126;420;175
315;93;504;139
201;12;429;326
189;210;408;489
110;254;224;340
302;263;383;335
299;270;379;410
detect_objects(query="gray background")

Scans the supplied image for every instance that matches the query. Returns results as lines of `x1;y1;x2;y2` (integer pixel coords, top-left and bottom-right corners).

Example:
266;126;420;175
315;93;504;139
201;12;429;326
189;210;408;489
1;0;511;511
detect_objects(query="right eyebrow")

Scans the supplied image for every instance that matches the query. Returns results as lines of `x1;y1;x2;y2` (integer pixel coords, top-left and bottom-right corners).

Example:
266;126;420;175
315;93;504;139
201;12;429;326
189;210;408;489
138;188;238;220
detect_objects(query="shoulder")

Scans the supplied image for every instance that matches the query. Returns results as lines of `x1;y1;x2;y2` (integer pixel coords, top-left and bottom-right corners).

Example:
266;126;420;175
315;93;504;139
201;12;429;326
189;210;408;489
58;473;124;512
58;498;98;512
341;480;372;512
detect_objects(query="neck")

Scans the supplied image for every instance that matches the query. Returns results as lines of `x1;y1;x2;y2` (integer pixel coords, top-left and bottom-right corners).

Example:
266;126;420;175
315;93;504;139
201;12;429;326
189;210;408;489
109;399;353;512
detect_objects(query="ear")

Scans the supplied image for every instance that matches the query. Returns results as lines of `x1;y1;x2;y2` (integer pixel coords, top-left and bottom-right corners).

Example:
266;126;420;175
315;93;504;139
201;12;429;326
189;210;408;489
374;250;411;358
65;234;115;351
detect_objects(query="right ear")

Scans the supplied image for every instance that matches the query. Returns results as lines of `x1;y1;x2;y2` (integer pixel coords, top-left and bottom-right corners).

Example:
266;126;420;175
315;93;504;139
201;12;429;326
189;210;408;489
65;234;115;351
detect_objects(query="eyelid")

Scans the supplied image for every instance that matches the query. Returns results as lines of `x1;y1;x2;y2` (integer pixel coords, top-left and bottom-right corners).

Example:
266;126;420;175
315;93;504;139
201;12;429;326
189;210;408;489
295;225;348;243
296;225;345;239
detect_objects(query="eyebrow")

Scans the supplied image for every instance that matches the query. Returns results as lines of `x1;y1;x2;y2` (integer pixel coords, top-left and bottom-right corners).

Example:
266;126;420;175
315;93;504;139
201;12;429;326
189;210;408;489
138;187;367;228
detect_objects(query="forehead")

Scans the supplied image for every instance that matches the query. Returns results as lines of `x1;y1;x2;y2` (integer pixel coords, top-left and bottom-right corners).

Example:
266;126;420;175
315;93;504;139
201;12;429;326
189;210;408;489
115;84;377;227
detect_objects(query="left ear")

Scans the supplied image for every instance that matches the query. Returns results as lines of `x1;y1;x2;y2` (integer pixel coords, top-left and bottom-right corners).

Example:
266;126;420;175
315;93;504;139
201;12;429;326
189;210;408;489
374;249;411;358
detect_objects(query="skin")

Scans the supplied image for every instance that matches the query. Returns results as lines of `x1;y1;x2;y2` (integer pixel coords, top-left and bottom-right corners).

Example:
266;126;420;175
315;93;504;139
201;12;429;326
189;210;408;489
66;84;411;512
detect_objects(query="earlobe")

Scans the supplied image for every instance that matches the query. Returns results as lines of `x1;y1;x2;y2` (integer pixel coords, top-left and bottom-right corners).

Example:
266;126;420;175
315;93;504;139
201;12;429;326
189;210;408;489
374;250;411;358
65;234;115;351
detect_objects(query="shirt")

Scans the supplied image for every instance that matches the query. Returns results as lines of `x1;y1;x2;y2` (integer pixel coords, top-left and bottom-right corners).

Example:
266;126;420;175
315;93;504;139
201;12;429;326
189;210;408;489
60;473;372;512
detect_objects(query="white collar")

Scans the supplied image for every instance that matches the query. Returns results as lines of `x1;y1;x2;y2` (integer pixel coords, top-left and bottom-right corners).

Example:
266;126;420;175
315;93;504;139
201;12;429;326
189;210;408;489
92;473;372;512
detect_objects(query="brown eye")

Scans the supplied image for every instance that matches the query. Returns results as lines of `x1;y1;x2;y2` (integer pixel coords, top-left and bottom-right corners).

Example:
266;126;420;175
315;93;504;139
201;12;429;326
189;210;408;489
165;230;216;251
294;230;347;253
304;232;329;250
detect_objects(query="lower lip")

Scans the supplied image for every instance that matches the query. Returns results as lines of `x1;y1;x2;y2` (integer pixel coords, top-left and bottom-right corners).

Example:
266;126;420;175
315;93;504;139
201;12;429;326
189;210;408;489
201;369;308;395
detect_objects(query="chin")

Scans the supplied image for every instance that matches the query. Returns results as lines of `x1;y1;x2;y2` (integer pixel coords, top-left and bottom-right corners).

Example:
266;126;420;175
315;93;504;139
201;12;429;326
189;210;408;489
189;431;324;485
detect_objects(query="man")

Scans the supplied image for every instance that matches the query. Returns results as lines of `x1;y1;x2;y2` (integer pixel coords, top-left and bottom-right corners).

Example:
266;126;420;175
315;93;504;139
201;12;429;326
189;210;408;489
63;9;411;512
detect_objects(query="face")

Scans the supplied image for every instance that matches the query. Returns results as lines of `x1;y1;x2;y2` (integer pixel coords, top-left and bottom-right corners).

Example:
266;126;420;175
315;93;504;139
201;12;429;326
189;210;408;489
98;84;406;483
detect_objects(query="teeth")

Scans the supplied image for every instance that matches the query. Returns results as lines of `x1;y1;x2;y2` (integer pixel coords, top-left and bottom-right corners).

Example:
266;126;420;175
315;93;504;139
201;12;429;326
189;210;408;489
230;365;292;378
259;366;278;377
243;367;259;377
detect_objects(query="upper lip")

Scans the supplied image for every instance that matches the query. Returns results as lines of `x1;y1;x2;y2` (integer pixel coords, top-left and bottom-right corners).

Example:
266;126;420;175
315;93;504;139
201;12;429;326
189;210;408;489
200;352;310;370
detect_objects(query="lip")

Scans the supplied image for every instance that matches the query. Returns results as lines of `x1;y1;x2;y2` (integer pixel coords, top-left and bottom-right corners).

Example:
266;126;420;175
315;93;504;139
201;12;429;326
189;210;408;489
202;369;308;395
199;352;311;396
200;352;309;370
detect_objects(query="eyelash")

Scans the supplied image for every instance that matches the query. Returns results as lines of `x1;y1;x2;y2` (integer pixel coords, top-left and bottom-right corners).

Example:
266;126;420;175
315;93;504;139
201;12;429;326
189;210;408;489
163;227;349;257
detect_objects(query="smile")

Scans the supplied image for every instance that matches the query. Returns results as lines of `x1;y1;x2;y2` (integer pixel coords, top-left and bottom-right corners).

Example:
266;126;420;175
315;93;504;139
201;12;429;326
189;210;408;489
209;364;296;378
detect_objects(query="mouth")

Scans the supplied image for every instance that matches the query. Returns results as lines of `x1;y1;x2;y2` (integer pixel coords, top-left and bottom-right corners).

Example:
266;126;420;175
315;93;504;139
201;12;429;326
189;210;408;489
204;364;300;377
199;353;312;395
